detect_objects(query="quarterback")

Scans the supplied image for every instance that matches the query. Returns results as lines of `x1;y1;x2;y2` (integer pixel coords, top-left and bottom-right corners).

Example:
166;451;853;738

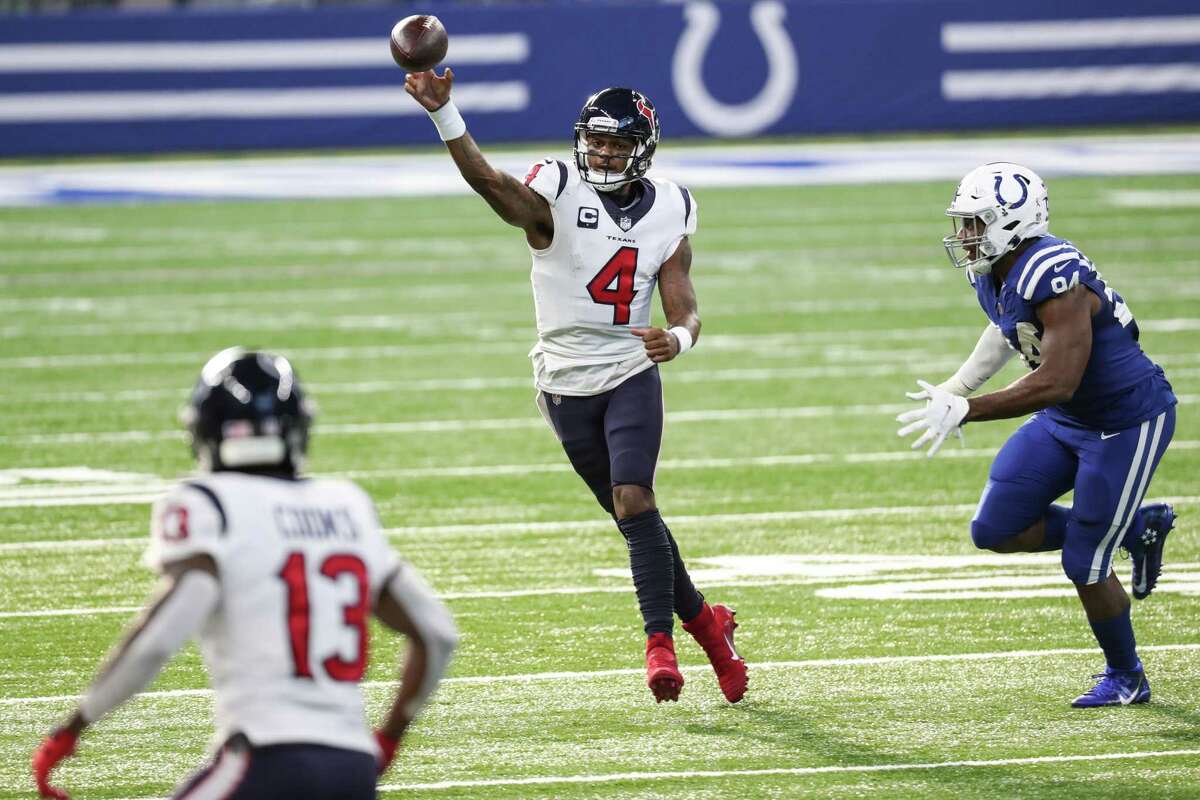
405;70;746;705
897;163;1177;707
32;349;458;798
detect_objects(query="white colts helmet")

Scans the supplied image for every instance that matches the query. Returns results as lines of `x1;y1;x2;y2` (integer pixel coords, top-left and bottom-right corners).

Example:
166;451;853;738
943;162;1050;275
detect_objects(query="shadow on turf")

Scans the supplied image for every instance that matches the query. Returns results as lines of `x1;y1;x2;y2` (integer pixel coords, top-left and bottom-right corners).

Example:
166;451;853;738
681;702;1199;799
1141;701;1200;745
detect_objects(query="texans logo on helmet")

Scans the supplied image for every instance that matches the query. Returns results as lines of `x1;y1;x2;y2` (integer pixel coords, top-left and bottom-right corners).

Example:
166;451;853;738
636;98;655;125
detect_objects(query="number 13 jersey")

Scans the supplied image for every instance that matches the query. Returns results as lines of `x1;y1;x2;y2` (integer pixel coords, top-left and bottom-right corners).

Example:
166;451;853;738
524;159;697;396
144;472;399;756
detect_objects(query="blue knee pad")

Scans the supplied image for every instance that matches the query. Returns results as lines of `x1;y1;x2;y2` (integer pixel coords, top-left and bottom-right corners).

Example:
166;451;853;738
970;516;1014;551
970;479;1039;551
610;447;656;490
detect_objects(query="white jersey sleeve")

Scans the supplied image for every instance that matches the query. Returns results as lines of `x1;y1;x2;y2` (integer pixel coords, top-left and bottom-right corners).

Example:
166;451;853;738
523;158;571;207
681;185;698;237
145;482;229;574
662;184;697;265
342;481;401;603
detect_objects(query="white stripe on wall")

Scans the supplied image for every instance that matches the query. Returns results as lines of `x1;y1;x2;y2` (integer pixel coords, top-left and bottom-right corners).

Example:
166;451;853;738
0;35;529;73
942;16;1200;52
0;83;528;123
943;64;1200;101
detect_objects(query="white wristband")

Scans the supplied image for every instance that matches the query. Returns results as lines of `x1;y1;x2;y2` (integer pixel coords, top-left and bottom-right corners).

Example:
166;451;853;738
426;100;466;142
668;326;693;355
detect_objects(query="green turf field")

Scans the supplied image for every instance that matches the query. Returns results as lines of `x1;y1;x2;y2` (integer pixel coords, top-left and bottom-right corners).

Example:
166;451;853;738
1;171;1198;799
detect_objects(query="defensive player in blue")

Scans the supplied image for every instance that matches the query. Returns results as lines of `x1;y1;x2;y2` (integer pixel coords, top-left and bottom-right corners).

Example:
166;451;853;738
896;162;1178;708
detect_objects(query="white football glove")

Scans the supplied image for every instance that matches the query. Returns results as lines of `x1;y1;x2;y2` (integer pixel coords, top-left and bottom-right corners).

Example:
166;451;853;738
896;379;969;457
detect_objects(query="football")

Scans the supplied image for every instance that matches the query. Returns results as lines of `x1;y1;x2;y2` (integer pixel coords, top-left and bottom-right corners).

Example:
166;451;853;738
389;15;448;73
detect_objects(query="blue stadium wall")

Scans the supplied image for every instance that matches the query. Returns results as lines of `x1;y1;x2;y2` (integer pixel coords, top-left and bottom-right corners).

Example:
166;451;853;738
0;0;1197;156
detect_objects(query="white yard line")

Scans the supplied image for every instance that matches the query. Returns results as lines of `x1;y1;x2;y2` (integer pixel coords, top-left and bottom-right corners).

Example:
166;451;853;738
3;495;1198;547
3;224;1195;272
7;350;1200;406
345;440;1200;479
2;399;1197;447
6;643;1199;707
1108;189;1200;208
99;746;1200;799
0;502;982;550
0;404;911;445
2;438;1196;506
378;748;1200;792
0;579;881;620
7;361;969;405
0;568;1074;620
3;332;1199;372
0;605;142;619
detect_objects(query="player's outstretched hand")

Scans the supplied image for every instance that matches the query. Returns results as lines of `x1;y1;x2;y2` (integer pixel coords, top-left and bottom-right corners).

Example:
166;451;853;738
896;379;969;457
32;728;78;799
404;67;454;111
631;327;679;363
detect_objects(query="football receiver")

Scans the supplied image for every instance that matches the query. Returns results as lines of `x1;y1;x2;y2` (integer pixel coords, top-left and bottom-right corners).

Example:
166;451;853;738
32;348;457;799
405;74;746;705
897;163;1177;707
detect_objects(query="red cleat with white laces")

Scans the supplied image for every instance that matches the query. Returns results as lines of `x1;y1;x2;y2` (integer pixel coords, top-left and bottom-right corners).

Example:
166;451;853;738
645;632;683;703
682;603;747;702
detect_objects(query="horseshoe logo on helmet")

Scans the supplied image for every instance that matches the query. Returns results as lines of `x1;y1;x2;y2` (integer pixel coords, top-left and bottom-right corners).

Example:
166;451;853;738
672;1;799;137
994;173;1031;210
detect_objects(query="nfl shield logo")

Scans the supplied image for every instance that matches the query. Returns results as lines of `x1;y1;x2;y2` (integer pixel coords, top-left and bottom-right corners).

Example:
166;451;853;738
619;216;633;231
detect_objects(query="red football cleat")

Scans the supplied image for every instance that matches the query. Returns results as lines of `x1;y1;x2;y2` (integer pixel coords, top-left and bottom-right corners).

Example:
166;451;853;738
645;632;683;703
682;603;747;703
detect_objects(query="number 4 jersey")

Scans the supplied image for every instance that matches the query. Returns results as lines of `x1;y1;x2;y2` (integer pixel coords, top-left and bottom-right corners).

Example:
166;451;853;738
969;234;1176;431
523;158;697;396
144;472;401;756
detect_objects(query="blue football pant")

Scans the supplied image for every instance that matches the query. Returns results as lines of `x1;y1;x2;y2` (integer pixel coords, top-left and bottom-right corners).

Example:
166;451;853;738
971;407;1175;585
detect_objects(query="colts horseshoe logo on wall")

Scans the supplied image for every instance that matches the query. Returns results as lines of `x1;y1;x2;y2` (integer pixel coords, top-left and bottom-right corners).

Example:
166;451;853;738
671;1;800;137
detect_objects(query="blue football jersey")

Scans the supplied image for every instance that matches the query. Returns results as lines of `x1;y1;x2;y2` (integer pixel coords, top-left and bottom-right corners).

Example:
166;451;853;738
968;235;1175;430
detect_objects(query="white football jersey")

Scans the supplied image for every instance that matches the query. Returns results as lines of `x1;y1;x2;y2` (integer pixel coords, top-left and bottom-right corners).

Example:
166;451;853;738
144;472;401;756
524;159;698;395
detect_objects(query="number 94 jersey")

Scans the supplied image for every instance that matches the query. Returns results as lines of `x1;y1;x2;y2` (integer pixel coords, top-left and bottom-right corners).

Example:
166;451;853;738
145;472;400;757
524;159;697;391
969;234;1175;431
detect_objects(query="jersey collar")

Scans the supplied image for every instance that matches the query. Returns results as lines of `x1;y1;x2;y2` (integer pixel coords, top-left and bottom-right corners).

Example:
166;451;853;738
596;179;657;232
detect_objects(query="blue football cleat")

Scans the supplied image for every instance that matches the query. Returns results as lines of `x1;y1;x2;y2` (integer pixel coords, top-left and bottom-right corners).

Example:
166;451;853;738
1125;503;1176;600
1071;664;1151;708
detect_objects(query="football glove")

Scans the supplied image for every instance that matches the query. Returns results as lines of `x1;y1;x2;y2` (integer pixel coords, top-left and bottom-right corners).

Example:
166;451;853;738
896;379;969;457
32;727;78;800
374;730;400;776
